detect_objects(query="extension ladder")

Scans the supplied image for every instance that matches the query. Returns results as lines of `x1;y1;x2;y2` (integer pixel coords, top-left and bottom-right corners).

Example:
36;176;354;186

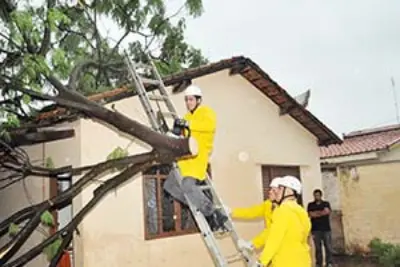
123;51;255;267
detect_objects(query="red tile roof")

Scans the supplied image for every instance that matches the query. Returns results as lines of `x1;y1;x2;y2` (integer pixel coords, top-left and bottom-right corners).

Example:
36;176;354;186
33;56;341;146
320;124;400;158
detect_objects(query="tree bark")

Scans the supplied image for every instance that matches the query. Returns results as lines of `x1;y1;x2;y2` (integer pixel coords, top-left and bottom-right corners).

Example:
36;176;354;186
3;154;155;267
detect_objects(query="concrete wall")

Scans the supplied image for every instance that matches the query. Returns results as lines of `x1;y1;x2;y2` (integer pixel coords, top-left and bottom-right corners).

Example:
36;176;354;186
321;169;345;253
77;69;324;267
0;121;81;267
323;145;400;254
338;154;400;253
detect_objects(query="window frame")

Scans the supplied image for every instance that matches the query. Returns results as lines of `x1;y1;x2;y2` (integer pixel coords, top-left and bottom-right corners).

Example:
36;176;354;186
261;165;303;205
142;164;212;240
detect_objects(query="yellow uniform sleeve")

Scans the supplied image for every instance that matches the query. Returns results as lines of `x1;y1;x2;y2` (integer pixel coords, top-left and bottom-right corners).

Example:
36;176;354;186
189;107;216;133
259;207;289;266
251;228;269;249
231;202;265;220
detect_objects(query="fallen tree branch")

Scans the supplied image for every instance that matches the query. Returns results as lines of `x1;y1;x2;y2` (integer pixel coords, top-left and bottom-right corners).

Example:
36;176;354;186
2;152;156;267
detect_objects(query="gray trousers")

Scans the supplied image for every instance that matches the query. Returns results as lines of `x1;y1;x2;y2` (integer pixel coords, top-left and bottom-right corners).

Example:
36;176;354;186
163;168;215;217
312;231;333;266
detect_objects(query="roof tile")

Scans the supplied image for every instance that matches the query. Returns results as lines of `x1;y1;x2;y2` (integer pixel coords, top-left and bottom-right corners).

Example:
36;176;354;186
320;124;400;158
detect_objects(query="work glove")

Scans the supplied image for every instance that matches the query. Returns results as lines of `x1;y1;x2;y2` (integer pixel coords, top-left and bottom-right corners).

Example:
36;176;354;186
251;261;262;267
171;118;189;136
237;239;254;251
222;205;231;215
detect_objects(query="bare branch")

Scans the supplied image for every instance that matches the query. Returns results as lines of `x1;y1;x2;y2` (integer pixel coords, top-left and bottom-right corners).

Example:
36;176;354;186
39;0;56;55
1;151;157;267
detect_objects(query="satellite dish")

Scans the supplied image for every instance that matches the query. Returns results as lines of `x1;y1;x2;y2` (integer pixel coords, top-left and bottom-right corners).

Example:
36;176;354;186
294;89;311;108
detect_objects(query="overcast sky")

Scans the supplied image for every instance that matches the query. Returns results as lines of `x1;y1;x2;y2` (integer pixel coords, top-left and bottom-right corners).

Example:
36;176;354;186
100;0;400;136
179;0;400;136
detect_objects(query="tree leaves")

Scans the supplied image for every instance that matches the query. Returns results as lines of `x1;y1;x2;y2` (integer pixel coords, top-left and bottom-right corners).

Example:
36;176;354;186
0;0;207;127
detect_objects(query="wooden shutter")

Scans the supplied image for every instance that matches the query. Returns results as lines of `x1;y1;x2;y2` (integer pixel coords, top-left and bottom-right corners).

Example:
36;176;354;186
261;165;302;204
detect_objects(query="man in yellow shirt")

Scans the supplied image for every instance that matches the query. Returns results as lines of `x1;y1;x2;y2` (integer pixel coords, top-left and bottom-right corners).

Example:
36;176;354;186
254;176;312;267
163;85;228;231
225;177;280;252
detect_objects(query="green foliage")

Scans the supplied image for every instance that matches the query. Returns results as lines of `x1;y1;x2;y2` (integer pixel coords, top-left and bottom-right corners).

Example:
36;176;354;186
43;237;63;262
369;238;400;267
0;0;207;127
8;223;20;237
107;146;129;160
107;146;129;171
45;157;55;169
40;210;55;227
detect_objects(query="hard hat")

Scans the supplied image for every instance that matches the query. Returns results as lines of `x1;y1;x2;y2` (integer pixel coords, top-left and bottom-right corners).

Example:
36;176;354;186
269;177;282;188
184;85;202;97
277;175;302;194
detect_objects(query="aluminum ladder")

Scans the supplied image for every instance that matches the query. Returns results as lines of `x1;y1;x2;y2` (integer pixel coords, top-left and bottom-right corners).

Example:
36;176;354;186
123;51;255;267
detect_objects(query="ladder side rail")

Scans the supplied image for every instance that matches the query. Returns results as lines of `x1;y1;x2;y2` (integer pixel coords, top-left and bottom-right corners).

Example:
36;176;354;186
147;59;178;116
204;175;254;265
123;54;160;131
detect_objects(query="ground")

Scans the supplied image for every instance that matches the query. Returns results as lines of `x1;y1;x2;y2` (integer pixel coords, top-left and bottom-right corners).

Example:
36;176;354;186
333;255;378;267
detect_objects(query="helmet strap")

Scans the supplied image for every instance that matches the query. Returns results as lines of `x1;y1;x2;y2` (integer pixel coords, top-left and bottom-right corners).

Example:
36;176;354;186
277;187;296;205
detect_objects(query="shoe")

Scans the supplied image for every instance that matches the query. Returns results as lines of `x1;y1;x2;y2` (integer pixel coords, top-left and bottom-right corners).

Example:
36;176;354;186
326;264;333;267
205;213;219;232
213;209;229;231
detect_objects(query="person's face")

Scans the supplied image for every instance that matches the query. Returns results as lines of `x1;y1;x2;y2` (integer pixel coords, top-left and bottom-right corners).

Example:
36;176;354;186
269;187;280;201
314;192;322;201
185;95;198;111
267;187;275;200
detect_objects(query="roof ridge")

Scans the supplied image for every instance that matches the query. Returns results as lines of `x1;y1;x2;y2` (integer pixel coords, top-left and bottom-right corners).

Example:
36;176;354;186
344;123;400;139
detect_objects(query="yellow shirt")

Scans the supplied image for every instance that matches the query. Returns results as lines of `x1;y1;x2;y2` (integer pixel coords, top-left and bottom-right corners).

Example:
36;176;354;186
177;105;216;180
231;200;273;249
259;200;312;267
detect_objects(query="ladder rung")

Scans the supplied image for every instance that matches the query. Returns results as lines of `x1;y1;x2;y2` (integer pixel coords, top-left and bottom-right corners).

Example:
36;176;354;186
141;77;160;85
162;111;178;118
149;94;169;101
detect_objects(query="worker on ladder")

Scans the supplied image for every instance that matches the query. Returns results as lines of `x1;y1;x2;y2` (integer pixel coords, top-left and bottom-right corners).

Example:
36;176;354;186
224;177;281;253
163;85;228;232
253;176;312;267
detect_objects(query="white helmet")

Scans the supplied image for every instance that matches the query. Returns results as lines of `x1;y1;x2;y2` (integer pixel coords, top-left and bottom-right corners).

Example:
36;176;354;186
184;85;202;97
277;175;302;194
269;177;282;188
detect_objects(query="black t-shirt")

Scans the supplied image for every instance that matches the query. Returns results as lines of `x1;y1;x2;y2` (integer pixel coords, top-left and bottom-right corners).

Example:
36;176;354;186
307;200;331;232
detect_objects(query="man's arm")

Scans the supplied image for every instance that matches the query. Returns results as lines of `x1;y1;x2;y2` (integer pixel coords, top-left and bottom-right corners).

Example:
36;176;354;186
320;201;331;216
307;203;319;218
232;202;266;220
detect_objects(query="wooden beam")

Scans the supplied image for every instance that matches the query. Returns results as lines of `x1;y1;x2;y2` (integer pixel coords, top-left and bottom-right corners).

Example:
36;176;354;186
4;129;75;147
229;62;247;76
279;103;296;116
172;79;192;94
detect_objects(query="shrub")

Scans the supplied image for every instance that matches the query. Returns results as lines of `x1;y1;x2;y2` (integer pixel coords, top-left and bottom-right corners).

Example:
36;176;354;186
369;238;400;267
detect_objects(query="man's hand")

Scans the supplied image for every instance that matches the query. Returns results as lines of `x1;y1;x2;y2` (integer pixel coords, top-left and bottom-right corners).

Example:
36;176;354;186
172;118;189;136
223;205;231;215
251;260;262;267
237;239;254;251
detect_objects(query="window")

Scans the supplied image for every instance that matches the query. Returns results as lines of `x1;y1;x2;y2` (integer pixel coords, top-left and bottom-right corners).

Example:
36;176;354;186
142;164;212;240
261;165;303;205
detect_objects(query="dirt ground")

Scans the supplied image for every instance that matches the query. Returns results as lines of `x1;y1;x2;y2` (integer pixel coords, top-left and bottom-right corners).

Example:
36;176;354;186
333;255;379;267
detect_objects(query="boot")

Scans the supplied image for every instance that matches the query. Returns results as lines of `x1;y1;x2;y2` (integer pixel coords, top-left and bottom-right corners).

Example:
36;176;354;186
205;213;219;232
213;209;229;231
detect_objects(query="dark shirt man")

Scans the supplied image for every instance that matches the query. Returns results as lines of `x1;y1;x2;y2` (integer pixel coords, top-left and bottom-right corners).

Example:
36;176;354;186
307;189;333;267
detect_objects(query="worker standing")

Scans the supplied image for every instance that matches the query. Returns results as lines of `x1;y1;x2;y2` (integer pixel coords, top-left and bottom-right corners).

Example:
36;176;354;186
253;176;312;267
163;85;228;231
224;177;281;252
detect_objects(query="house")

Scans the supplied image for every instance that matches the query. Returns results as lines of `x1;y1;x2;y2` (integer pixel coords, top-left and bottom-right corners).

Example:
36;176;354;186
0;56;341;267
320;124;400;254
